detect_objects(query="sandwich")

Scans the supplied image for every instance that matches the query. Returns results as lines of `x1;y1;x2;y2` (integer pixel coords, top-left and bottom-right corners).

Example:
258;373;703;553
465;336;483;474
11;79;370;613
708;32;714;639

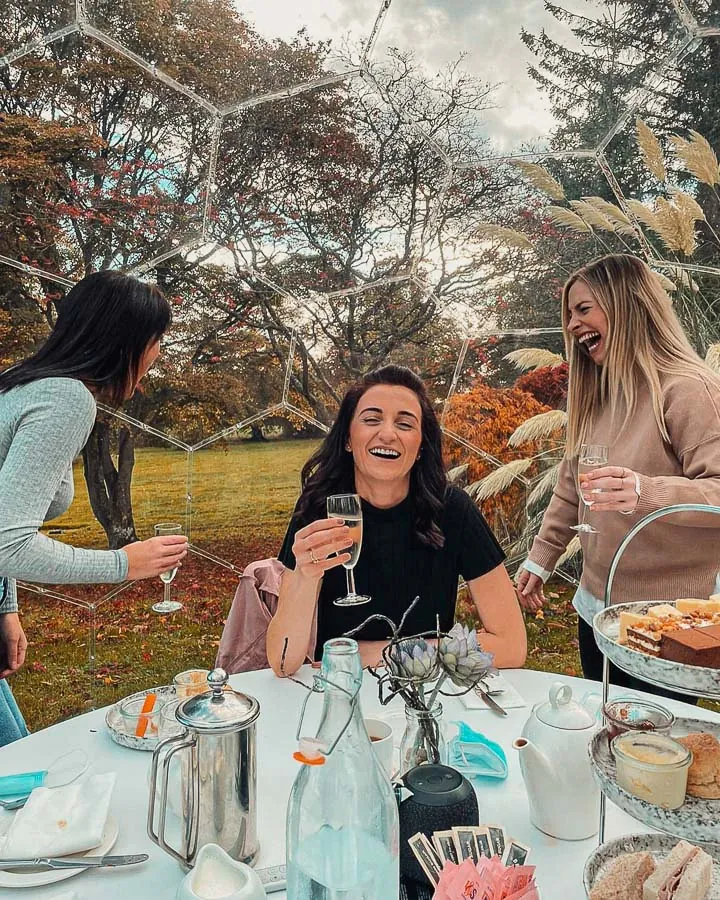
589;851;655;899
676;732;720;799
642;841;712;900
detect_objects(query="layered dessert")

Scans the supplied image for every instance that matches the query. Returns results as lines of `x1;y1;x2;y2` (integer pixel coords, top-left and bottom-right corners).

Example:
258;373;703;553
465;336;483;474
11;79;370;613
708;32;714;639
619;601;720;667
661;625;720;668
611;732;692;810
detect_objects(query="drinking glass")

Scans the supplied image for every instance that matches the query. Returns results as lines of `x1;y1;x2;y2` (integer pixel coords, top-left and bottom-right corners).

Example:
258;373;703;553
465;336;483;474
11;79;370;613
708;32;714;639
570;444;609;534
152;522;183;614
326;494;370;607
173;668;210;698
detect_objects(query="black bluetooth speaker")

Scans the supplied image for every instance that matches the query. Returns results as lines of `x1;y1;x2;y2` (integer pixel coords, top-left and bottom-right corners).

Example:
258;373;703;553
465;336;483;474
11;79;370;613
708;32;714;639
398;763;479;884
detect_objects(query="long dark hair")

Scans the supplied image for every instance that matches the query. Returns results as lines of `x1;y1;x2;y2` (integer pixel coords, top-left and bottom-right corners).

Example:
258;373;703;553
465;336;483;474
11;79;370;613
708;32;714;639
296;365;447;548
0;270;171;406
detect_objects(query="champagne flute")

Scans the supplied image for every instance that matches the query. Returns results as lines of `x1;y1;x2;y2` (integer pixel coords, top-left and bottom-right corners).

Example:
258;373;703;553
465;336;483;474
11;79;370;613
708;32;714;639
570;444;609;535
152;522;184;614
326;494;370;607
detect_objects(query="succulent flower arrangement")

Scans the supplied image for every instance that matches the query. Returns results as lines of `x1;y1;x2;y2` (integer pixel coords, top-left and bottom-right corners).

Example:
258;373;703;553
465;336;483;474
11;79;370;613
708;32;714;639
346;599;496;769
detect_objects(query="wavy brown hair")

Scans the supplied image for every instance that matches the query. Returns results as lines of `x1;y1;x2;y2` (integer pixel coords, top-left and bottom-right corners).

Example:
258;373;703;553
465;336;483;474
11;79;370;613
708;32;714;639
295;365;447;548
563;254;720;456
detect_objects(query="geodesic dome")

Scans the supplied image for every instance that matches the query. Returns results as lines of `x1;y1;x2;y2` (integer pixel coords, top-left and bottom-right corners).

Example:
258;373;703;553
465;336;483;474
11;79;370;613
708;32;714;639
2;0;719;724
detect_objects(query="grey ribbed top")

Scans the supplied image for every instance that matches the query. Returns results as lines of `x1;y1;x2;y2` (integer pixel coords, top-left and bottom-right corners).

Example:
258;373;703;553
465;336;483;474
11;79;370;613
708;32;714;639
0;377;128;612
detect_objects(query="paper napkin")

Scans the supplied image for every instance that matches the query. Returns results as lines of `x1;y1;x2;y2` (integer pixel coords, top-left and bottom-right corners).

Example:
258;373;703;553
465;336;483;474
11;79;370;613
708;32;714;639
459;673;527;711
0;772;115;859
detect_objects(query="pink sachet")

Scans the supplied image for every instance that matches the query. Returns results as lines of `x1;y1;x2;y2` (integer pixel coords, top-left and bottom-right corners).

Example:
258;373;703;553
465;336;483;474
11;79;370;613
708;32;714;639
432;855;538;900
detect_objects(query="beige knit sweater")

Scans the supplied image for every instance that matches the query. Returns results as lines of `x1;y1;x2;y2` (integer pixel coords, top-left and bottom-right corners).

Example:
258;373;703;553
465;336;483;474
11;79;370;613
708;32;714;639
528;372;720;605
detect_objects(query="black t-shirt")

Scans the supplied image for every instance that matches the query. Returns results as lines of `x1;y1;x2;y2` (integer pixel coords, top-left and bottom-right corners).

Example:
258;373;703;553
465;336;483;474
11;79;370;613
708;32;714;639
277;486;505;659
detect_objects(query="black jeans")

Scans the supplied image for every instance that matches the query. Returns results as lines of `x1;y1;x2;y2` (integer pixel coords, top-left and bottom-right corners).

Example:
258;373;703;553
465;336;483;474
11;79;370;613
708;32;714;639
578;617;698;706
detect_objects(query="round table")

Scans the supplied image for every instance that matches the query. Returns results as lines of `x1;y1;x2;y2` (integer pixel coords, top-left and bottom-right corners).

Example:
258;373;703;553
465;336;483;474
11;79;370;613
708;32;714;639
0;666;715;899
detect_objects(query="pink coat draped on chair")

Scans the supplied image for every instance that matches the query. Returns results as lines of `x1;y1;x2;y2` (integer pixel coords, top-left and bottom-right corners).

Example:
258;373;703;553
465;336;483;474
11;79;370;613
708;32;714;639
215;557;318;674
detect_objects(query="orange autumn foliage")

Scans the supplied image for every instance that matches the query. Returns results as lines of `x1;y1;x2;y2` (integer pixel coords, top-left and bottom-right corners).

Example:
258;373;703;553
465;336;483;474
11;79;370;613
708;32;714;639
443;381;551;541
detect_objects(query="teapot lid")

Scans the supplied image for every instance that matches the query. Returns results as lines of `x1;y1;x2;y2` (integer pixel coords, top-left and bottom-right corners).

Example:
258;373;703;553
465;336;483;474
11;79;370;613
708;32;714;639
535;682;596;730
176;668;260;734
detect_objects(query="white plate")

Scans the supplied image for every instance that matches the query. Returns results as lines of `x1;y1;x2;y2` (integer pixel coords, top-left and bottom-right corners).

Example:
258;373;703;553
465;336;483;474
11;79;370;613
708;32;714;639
0;814;119;888
584;833;720;897
105;685;176;751
593;602;720;699
589;717;720;845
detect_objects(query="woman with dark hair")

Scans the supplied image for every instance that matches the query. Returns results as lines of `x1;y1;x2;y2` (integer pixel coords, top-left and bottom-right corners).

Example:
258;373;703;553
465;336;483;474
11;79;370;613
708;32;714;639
0;269;188;743
266;365;527;676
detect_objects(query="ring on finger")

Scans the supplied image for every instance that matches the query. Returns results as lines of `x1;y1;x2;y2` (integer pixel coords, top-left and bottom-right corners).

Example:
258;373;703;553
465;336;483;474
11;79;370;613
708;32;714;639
310;548;320;565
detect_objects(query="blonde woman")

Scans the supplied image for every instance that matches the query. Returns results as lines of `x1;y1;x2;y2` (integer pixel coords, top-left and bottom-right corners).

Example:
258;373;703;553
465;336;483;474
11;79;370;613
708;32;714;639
517;254;720;698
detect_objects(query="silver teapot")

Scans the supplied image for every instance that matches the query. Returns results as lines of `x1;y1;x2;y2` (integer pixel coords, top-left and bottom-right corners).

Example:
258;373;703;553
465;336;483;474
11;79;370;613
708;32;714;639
147;668;260;869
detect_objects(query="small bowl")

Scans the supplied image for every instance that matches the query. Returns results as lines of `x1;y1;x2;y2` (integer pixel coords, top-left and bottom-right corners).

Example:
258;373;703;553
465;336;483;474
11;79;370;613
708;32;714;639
173;668;210;699
118;694;164;739
603;697;675;740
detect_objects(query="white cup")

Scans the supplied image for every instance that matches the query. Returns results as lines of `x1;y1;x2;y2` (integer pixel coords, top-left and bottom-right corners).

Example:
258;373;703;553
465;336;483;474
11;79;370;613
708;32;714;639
365;718;394;778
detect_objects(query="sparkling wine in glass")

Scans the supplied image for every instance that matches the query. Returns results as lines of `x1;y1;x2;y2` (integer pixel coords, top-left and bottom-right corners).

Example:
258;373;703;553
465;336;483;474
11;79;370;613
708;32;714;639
326;494;371;607
152;522;183;614
570;444;609;535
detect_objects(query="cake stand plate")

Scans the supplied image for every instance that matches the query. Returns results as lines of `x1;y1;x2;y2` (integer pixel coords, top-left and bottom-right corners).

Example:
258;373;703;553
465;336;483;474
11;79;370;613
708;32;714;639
584;833;720;898
593;602;720;700
589;719;720;845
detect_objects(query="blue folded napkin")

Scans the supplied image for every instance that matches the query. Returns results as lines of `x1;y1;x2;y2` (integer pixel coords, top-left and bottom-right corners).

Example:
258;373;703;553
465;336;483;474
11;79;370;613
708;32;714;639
447;721;508;780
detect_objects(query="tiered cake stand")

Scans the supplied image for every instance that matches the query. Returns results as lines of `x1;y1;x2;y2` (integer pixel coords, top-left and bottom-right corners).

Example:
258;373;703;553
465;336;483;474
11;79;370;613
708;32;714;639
585;503;720;893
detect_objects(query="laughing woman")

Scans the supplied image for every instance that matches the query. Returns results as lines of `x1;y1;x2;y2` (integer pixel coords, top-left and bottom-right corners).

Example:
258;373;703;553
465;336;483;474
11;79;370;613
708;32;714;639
266;365;527;676
517;254;720;697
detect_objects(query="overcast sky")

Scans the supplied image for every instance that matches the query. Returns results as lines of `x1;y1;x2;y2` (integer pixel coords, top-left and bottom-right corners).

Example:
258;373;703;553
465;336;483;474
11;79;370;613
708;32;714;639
234;0;598;152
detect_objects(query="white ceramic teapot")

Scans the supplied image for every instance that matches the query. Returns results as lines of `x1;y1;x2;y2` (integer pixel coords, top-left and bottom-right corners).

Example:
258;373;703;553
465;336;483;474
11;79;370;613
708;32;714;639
513;682;600;840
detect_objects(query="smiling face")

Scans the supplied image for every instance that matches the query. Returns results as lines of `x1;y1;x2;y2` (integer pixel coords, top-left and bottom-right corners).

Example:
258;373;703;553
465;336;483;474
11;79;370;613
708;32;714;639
566;280;609;365
347;383;423;491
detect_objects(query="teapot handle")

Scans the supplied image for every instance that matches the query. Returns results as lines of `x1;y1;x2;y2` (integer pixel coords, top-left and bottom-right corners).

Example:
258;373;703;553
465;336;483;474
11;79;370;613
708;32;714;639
580;691;603;723
147;732;198;866
549;682;572;708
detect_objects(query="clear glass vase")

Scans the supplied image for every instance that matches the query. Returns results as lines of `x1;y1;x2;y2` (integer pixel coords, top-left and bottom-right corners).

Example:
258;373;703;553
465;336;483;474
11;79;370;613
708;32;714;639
399;703;446;774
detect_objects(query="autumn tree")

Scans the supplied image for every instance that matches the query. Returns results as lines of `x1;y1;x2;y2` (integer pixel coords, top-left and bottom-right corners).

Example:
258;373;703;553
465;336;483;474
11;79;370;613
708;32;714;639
442;380;551;543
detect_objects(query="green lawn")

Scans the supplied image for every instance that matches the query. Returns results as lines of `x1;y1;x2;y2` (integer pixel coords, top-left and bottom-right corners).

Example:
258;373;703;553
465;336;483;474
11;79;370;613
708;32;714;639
13;438;712;733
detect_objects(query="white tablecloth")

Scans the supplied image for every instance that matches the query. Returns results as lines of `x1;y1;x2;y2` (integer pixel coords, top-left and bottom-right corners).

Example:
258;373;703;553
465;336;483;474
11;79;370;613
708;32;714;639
0;666;715;899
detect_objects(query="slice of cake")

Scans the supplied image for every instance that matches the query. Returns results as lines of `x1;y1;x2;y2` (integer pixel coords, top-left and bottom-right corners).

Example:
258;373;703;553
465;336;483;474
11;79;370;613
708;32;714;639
647;604;684;620
626;624;663;657
660;626;720;668
619;612;653;643
677;598;720;615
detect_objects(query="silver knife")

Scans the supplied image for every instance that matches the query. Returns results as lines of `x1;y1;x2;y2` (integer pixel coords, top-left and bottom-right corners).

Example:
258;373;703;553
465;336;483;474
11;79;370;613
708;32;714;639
475;686;508;716
0;853;148;870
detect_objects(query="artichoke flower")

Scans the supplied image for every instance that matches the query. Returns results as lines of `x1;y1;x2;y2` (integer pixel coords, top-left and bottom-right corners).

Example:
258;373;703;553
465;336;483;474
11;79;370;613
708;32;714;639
438;623;495;688
388;638;438;682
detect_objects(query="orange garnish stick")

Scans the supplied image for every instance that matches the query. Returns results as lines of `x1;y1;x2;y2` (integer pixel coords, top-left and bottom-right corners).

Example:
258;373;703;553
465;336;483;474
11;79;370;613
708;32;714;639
135;692;157;738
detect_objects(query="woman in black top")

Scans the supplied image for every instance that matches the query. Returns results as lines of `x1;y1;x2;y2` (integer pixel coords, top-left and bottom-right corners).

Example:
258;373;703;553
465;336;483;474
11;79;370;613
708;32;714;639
266;365;527;675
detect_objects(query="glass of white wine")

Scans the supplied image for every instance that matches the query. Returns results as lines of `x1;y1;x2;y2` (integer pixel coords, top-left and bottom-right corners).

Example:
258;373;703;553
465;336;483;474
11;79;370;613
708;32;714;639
152;522;184;614
326;494;370;607
570;444;609;535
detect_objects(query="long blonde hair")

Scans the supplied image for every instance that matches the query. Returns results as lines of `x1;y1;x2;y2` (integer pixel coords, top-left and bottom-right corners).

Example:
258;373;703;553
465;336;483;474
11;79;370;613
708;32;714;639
563;254;719;456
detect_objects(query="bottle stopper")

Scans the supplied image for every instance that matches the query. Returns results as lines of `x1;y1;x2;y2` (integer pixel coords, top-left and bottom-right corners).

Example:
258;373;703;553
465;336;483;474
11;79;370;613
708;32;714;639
293;737;327;766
